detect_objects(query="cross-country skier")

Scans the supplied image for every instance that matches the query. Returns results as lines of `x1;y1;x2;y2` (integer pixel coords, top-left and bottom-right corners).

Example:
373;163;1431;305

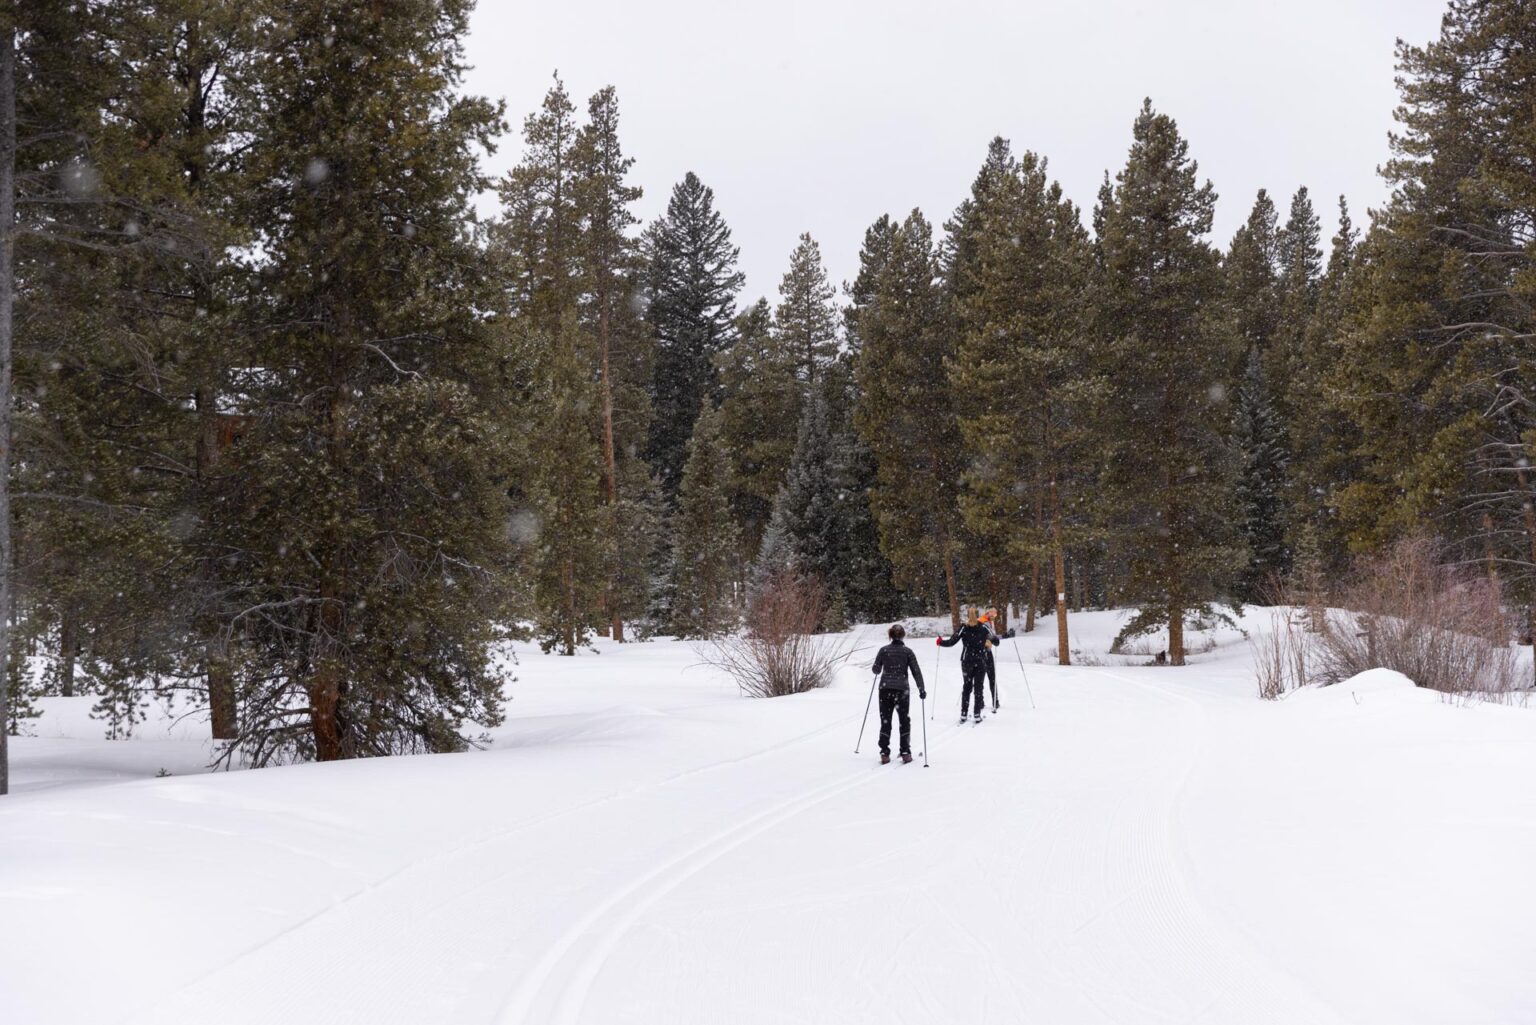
938;607;1014;722
980;607;1008;712
872;623;926;764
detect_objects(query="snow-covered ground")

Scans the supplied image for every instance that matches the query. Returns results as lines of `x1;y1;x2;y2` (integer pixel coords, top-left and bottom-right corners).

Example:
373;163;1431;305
3;609;1534;1024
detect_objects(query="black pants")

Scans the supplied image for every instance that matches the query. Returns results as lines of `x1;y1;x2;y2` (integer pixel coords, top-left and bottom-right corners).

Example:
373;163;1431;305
878;688;912;755
985;653;998;707
961;659;987;717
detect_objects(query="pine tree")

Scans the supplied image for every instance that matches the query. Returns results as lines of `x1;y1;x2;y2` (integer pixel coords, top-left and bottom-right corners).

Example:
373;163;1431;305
494;74;580;330
775;391;843;589
943;137;1032;621
1233;351;1292;602
1325;2;1536;630
1093;100;1243;664
1221;190;1295;599
670;401;741;637
774;232;840;388
1287;197;1359;569
210;0;513;761
529;324;610;655
718;298;799;558
854;210;965;626
644;172;743;496
1271;186;1323;406
951;150;1095;664
843;214;896;355
1224;190;1282;359
572;84;646;642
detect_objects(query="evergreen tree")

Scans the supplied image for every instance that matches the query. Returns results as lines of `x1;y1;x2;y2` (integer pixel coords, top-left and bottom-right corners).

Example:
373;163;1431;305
1271;186;1323;406
572;84;647;642
1325;2;1536;628
1233;351;1292;601
211;0;513;760
773;232;840;387
1287;197;1359;569
1224;190;1282;360
1093;100;1242;664
843;214;896;355
718;298;799;559
943;137;1031;619
494;75;580;330
1221;190;1295;598
951;150;1095;663
644;172;743;496
529;324;609;655
775;391;843;589
854;210;965;626
670;401;740;637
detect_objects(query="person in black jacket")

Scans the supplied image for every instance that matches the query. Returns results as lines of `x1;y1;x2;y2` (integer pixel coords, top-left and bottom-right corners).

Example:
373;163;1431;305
981;607;1004;712
939;607;1015;722
871;623;926;764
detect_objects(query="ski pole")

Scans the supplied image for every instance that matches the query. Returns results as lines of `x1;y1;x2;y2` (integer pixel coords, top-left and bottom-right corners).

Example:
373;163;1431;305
854;673;878;754
920;693;929;767
931;642;941;720
1012;639;1037;710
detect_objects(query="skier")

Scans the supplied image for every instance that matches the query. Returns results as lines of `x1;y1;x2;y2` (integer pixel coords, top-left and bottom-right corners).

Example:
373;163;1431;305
939;607;1015;722
980;607;1004;713
871;623;926;764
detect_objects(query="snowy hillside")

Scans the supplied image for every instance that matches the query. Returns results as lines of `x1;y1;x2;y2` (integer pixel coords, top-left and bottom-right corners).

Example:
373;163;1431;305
3;610;1534;1025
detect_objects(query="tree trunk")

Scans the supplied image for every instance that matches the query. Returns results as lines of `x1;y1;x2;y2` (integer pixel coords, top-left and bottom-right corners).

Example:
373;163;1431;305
941;541;960;631
59;603;77;698
196;391;238;740
1024;479;1044;632
1168;604;1185;667
0;27;15;795
598;290;623;643
1024;563;1039;633
1050;472;1070;667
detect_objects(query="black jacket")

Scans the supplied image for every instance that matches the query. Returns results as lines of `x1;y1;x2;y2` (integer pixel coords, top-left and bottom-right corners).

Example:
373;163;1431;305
872;640;925;692
941;623;1015;664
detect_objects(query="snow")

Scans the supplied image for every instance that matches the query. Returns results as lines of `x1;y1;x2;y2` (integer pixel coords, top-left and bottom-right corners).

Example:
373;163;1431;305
3;610;1534;1024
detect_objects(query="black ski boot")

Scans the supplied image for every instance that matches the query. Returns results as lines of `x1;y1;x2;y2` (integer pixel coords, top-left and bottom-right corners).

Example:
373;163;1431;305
880;752;891;765
900;752;913;764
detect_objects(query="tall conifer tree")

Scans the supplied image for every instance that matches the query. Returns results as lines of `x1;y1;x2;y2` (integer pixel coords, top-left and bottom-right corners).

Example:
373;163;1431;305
644;173;743;496
854;210;965;627
773;232;839;388
1093;101;1242;664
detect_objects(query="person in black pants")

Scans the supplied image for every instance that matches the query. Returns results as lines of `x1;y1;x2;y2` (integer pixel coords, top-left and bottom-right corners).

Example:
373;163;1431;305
981;607;1005;712
871;623;926;764
940;607;1015;722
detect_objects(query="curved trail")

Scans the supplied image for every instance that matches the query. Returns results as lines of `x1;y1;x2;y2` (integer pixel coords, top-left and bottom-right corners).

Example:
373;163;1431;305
125;657;1347;1025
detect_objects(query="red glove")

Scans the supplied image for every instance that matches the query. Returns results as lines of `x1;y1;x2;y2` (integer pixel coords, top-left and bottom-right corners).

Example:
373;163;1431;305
935;636;943;646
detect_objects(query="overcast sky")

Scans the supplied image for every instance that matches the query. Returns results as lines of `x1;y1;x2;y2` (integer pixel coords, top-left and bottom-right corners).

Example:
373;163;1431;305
462;0;1449;305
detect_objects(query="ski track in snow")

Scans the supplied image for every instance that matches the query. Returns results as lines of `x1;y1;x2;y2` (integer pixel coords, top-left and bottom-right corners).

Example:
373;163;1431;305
8;616;1534;1025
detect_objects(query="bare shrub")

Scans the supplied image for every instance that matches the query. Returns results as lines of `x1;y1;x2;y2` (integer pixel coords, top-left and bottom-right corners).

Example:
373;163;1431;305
1253;609;1309;700
702;570;853;698
1312;536;1519;696
1259;535;1520;698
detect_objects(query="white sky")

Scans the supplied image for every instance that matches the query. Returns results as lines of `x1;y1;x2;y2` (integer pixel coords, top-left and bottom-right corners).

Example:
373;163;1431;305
462;0;1449;305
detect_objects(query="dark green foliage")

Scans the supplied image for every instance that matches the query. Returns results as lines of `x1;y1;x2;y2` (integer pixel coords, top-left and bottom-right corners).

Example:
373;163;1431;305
854;210;965;622
774;232;840;388
644;173;744;496
208;0;513;761
1233;352;1292;601
1093;101;1243;662
527;325;610;655
719;298;799;558
670;402;741;637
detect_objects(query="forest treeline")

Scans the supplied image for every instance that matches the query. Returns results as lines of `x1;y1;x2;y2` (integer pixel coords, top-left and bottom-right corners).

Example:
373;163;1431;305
0;0;1531;774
